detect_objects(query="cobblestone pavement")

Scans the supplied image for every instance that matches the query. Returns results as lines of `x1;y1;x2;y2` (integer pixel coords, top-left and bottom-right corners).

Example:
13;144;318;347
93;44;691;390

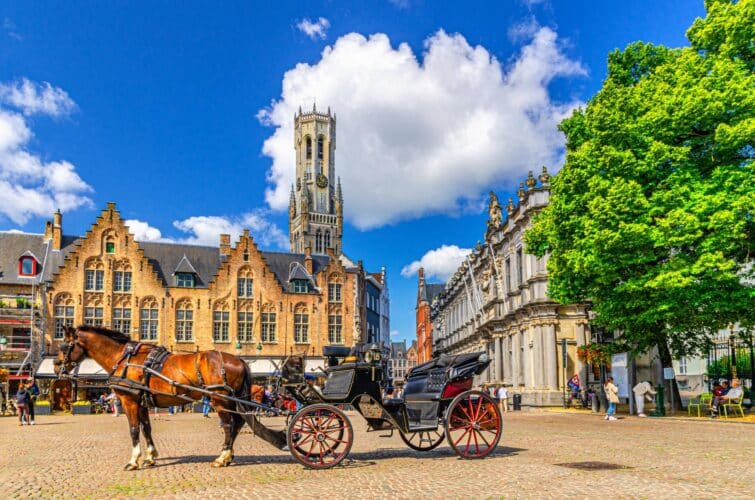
1;410;752;499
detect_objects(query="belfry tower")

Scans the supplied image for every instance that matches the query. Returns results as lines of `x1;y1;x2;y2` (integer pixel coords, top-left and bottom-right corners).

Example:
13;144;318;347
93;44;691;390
289;103;343;255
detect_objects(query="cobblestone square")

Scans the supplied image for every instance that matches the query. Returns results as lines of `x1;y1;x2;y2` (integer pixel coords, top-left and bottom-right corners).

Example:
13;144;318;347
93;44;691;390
1;411;752;499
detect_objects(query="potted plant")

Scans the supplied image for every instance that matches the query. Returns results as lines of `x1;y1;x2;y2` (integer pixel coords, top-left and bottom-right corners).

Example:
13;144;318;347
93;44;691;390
72;400;92;415
35;400;52;415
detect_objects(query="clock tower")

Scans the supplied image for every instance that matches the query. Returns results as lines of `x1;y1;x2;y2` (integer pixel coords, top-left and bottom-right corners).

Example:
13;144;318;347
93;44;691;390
289;103;343;255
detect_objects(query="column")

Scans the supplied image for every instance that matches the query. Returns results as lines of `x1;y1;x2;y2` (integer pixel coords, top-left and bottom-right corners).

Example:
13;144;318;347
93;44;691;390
494;336;502;382
512;333;520;387
575;322;588;389
534;324;544;388
545;323;558;389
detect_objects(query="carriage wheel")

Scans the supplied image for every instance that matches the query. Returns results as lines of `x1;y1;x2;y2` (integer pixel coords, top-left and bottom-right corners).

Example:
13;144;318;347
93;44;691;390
399;427;445;452
445;390;502;459
287;404;353;469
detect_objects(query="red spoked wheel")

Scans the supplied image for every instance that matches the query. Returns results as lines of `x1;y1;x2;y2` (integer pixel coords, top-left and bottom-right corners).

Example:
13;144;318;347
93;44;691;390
287;404;353;469
445;390;502;459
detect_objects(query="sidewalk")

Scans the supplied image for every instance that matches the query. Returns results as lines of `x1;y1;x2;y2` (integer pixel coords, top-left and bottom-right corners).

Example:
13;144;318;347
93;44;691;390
542;406;755;424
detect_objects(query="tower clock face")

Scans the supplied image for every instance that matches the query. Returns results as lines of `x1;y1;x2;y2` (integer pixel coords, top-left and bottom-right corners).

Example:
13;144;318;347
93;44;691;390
316;173;328;188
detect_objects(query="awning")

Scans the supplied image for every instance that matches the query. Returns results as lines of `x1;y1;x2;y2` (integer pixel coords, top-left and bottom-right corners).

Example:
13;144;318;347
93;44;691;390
245;358;280;376
305;358;327;375
35;357;58;379
74;358;108;380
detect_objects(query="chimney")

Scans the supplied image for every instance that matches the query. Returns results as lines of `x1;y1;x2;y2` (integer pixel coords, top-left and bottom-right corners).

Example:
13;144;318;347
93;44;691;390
219;234;231;256
52;209;62;251
304;246;313;274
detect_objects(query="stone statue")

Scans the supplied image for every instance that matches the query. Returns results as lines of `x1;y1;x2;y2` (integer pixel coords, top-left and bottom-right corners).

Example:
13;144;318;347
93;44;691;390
488;191;502;228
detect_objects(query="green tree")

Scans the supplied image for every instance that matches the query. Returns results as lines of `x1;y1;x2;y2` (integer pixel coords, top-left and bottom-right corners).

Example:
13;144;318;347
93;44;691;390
526;0;754;396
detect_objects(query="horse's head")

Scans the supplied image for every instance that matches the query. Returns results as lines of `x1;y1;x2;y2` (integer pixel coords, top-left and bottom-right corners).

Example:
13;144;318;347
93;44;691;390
55;326;87;377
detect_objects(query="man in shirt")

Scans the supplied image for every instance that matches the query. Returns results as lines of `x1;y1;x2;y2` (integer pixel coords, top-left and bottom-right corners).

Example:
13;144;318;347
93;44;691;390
710;379;743;417
632;380;656;417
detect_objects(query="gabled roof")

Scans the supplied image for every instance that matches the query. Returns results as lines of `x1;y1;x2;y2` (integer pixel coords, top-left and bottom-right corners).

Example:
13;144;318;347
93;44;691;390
174;254;199;275
0;232;47;285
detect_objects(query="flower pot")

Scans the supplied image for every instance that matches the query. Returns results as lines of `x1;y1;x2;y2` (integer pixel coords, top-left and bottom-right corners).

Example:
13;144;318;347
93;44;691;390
72;403;92;415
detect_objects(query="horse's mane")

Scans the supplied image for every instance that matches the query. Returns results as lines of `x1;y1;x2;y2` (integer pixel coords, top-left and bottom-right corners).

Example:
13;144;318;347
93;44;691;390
77;325;132;344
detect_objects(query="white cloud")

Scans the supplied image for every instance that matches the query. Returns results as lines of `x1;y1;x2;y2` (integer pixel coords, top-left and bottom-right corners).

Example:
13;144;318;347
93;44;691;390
0;83;93;225
259;27;585;229
401;244;472;281
296;17;330;40
0;79;76;117
126;210;289;250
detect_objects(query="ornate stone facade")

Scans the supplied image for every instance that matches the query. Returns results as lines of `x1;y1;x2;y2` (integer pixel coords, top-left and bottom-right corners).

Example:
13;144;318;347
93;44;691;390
431;168;591;406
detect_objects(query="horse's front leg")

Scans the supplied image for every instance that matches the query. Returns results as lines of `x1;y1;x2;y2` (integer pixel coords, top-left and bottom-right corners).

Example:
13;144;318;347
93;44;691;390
121;396;142;471
212;407;236;467
139;405;158;467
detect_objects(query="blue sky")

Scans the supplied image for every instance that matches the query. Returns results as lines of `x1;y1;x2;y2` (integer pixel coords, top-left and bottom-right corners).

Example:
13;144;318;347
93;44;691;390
0;0;705;343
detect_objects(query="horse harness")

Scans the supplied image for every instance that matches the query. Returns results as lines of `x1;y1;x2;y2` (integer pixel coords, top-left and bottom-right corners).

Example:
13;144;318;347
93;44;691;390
107;342;235;407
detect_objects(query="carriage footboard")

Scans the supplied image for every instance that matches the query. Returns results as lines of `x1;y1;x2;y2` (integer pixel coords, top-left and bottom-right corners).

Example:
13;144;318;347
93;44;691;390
237;409;288;450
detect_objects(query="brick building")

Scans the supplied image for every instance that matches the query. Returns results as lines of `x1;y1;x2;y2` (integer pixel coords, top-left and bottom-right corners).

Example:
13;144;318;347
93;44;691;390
415;268;444;364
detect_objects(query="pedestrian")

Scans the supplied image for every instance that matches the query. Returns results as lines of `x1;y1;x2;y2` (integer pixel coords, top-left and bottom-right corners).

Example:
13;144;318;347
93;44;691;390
26;378;39;425
632;380;656;417
202;396;211;418
16;383;31;426
497;385;508;413
105;390;121;417
604;377;619;421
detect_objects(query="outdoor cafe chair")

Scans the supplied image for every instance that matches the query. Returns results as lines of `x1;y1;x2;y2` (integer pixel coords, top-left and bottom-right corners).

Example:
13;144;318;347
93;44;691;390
687;393;712;417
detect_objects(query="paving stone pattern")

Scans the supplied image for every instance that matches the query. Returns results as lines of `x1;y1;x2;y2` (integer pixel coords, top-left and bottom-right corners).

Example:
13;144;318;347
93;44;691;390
0;411;752;499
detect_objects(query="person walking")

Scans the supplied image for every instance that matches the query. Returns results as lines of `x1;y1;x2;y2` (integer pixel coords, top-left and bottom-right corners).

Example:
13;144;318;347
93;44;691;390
202;396;211;418
632;380;656;417
26;378;39;425
497;385;509;413
15;383;31;426
604;377;619;421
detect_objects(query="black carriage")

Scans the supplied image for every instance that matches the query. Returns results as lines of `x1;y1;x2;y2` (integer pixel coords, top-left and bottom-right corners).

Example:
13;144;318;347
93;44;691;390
279;343;503;468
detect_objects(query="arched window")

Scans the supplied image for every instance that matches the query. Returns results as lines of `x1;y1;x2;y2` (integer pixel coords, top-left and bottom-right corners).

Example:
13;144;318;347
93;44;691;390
315;230;322;254
305;136;312;160
237;306;254;343
112;297;132;335
213;302;230;343
261;303;277;343
84;300;103;326
113;260;132;293
328;273;342;303
84;258;104;291
175;300;193;342
237;268;253;298
53;294;75;340
140;297;159;341
294;304;309;344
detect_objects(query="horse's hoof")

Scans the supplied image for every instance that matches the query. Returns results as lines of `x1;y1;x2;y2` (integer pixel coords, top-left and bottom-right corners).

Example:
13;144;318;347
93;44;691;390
124;463;139;471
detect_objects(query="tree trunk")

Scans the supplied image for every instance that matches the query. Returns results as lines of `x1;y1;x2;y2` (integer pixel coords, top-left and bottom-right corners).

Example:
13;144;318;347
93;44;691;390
656;334;683;412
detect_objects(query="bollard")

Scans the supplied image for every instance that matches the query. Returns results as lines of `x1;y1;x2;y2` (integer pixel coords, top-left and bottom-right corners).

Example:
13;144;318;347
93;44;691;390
650;384;665;417
513;393;522;411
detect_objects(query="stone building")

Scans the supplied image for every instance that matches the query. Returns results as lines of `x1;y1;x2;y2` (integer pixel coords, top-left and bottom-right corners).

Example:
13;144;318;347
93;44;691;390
431;168;591;406
0;106;389;400
415;268;444;364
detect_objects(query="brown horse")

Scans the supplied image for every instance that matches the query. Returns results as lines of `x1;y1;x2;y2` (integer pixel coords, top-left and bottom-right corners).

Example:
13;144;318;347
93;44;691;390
58;325;252;470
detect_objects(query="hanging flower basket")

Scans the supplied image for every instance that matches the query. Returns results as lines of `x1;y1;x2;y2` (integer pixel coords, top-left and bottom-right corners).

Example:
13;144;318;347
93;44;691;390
577;343;610;367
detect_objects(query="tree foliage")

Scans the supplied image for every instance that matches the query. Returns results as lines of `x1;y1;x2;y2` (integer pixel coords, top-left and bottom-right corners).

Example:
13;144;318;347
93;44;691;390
526;0;754;359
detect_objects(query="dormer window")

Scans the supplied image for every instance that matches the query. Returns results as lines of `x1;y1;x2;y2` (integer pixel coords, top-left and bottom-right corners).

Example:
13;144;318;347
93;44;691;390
176;273;195;288
291;279;309;293
19;256;37;276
